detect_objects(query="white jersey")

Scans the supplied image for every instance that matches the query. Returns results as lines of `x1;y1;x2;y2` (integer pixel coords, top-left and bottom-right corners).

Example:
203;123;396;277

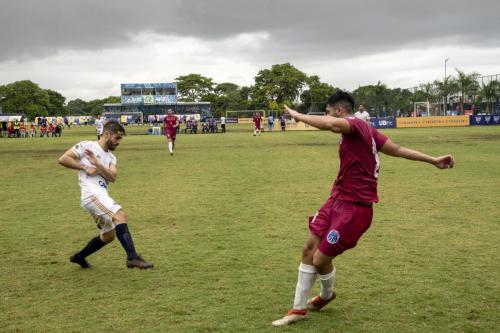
354;111;371;122
95;119;104;135
71;141;117;200
220;116;226;125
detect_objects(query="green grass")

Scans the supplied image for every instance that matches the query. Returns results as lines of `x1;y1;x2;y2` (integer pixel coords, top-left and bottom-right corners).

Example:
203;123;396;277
1;125;499;333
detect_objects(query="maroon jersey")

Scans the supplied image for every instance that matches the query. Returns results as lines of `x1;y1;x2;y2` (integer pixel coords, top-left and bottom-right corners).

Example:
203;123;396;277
163;115;177;132
331;117;388;203
253;114;262;127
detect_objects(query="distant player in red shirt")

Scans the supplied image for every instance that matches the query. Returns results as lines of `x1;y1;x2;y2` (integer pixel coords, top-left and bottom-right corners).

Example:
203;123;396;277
253;112;262;136
163;108;179;155
272;91;454;326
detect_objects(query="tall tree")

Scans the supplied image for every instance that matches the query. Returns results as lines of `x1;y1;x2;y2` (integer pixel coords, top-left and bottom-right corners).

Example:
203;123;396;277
65;98;90;115
46;89;66;116
478;80;500;113
455;69;480;114
175;74;215;102
300;75;336;113
0;80;50;118
252;63;307;107
213;82;243;112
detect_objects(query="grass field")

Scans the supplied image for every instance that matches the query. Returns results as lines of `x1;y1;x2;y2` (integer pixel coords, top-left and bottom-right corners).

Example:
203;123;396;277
1;124;499;333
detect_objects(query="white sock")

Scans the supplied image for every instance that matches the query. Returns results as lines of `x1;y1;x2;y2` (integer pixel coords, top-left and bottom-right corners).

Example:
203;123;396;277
292;263;317;310
319;266;336;300
168;142;173;153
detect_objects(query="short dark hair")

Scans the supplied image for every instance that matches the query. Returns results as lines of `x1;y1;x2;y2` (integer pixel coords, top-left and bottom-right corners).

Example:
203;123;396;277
327;90;355;113
103;120;126;135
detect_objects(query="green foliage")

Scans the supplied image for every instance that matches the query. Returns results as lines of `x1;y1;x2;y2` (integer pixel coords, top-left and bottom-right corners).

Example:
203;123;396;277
478;80;500;112
300;75;337;113
455;69;480;114
64;98;90;115
175;73;215;102
46;89;66;116
252;63;307;106
0;80;50;118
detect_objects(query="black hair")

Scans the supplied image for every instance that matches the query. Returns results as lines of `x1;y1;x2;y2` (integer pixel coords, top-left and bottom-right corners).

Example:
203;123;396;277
103;120;126;135
327;90;355;113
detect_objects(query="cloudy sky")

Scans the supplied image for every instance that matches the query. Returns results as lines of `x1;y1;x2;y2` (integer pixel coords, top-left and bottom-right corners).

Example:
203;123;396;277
1;0;499;101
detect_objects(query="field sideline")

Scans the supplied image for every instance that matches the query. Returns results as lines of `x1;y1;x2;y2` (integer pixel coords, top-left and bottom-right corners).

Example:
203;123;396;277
0;125;499;332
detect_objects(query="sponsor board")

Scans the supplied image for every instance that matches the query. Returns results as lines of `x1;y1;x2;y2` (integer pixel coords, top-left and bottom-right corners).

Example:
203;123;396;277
396;116;469;128
370;117;396;129
469;115;500;126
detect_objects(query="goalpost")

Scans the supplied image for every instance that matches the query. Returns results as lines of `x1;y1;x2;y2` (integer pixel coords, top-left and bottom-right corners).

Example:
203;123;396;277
413;101;429;116
413;102;444;116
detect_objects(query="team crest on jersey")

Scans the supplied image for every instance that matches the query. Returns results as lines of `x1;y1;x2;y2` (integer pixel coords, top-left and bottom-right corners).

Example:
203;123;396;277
326;229;340;244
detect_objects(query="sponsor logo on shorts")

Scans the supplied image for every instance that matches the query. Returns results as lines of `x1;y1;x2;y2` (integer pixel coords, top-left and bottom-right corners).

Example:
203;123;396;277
327;229;340;244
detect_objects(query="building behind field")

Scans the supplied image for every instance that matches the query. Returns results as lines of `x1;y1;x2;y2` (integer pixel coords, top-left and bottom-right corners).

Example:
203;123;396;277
104;83;211;121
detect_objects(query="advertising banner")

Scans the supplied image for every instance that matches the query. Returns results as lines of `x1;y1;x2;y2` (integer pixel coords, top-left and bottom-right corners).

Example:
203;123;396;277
396;116;469;128
370;117;396;129
469;115;500;126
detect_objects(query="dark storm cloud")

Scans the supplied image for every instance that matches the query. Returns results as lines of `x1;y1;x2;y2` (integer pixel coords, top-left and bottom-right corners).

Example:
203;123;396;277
1;0;499;62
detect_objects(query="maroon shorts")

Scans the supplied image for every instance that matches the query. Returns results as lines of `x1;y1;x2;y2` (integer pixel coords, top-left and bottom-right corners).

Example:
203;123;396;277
166;129;176;140
309;197;373;258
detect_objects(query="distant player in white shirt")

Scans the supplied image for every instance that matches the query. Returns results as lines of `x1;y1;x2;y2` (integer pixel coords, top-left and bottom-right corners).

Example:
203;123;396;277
354;104;371;124
95;115;104;140
58;120;153;269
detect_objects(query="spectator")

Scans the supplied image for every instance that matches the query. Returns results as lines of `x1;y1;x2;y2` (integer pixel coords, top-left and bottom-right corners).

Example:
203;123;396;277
54;124;63;137
192;120;198;134
280;114;287;131
202;122;209;134
19;121;27;138
30;123;36;138
13;118;20;137
220;115;226;133
48;123;55;137
40;123;47;137
7;122;15;137
268;114;275;131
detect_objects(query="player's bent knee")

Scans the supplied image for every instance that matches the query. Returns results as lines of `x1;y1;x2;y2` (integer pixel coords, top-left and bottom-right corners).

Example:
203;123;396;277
113;210;127;224
101;230;116;243
312;251;333;269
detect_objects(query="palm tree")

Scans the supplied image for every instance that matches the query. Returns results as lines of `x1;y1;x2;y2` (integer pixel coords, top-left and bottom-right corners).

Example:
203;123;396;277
455;69;480;114
478;80;500;113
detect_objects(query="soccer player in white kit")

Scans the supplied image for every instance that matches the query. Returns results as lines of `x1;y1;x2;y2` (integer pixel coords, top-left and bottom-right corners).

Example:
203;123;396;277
58;120;153;269
95;115;104;140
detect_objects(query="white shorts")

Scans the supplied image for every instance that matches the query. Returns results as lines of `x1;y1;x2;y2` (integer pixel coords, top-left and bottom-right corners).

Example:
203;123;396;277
81;194;122;234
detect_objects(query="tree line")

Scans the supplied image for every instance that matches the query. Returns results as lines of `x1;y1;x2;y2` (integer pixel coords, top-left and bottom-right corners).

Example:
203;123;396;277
0;63;498;119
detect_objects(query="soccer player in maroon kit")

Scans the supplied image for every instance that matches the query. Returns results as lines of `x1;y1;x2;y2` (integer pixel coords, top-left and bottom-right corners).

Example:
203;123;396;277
272;91;454;326
163;108;179;155
253;112;262;136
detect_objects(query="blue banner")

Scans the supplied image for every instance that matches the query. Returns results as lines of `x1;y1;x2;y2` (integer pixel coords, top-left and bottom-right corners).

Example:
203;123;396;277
370;117;396;129
121;95;177;105
469;115;500;126
121;83;176;89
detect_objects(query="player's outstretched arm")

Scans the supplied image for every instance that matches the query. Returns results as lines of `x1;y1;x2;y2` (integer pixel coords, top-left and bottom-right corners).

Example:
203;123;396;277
380;139;454;169
283;105;351;134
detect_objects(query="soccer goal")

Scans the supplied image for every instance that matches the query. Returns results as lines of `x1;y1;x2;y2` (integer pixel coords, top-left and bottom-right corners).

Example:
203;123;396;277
413;101;430;116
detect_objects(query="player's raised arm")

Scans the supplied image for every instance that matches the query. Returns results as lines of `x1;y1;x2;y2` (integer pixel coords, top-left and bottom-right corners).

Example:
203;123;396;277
380;138;454;169
284;105;351;134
